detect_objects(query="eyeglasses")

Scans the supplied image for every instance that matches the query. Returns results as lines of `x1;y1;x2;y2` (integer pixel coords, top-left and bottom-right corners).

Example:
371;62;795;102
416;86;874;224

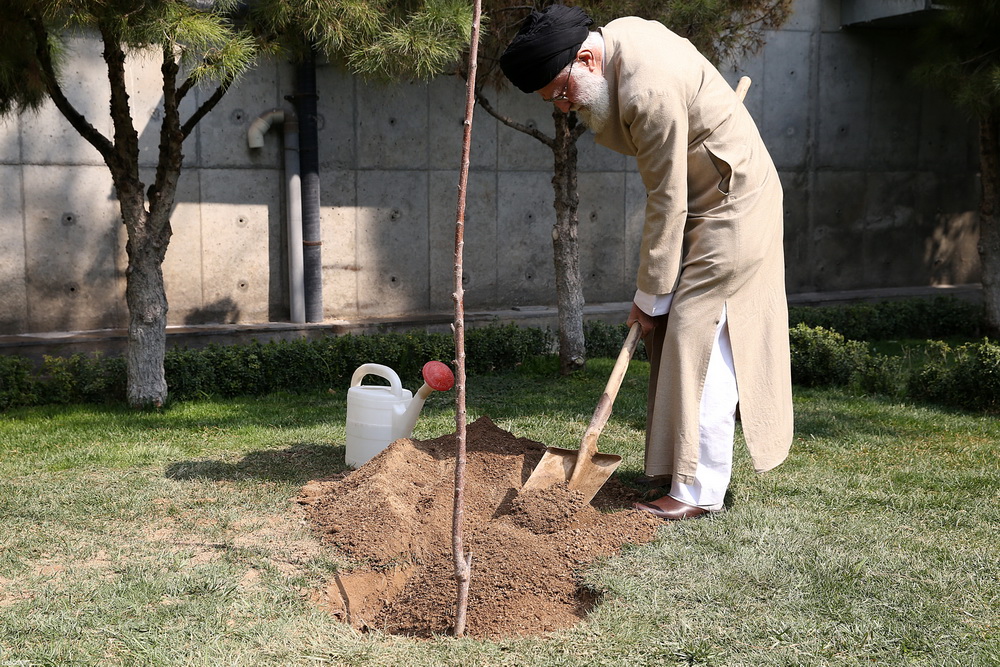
542;59;575;103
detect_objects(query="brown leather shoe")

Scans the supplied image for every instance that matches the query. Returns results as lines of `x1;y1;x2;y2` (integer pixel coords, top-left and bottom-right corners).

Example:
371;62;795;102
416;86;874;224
632;496;719;521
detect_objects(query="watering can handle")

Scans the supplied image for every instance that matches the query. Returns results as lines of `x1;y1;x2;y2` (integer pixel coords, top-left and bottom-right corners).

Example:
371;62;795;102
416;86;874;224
350;364;404;397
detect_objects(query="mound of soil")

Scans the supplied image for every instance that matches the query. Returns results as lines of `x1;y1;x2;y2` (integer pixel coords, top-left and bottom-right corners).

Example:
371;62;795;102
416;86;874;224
296;416;660;639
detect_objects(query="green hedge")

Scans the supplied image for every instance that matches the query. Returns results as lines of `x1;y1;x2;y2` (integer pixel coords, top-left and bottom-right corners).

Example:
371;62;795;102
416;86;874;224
788;296;985;341
788;323;909;398
583;297;994;412
0;355;37;410
0;323;553;410
908;339;1000;412
163;323;552;401
789;324;871;388
1;298;996;412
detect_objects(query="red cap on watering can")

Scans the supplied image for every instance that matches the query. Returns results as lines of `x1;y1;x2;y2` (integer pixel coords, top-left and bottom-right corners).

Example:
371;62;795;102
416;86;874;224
422;361;455;392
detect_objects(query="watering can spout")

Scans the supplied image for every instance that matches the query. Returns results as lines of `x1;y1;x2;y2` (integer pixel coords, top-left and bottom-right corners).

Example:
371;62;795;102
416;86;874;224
395;361;455;438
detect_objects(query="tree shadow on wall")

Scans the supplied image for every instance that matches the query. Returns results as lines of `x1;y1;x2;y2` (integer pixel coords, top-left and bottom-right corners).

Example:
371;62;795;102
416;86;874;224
164;441;347;483
183;297;242;325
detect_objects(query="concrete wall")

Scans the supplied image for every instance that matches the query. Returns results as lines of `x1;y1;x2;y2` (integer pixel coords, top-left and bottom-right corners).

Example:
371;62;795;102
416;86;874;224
0;0;981;336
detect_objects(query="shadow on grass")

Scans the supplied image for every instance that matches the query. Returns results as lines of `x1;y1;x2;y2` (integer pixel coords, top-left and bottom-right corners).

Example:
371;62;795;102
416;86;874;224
165;442;348;483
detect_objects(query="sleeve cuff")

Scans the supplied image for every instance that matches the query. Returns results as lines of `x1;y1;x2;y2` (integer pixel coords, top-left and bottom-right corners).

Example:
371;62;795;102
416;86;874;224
633;289;674;316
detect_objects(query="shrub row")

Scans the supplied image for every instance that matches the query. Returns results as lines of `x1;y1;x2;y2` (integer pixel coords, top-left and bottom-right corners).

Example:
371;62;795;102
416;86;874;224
584;296;987;360
0;323;552;410
1;298;996;412
909;339;1000;412
789;324;1000;411
587;297;998;413
787;296;985;341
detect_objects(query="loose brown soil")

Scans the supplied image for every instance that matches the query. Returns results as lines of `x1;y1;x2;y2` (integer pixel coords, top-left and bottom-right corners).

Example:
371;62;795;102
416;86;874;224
296;416;660;639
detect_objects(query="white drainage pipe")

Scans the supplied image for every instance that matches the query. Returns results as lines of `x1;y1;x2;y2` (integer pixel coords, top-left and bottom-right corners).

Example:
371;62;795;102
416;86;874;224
247;108;305;324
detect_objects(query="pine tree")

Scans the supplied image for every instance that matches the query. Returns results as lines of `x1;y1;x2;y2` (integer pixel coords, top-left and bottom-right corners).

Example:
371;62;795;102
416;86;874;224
0;0;472;406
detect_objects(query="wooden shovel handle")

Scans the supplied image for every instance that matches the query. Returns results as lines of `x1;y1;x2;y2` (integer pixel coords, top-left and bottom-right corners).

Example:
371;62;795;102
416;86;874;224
571;321;642;482
735;76;751;102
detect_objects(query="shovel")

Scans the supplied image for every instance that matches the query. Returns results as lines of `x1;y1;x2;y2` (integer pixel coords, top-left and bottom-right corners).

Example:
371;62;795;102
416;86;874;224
521;321;642;504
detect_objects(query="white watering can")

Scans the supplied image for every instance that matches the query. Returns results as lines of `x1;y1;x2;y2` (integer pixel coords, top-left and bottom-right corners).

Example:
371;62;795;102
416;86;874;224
345;361;455;468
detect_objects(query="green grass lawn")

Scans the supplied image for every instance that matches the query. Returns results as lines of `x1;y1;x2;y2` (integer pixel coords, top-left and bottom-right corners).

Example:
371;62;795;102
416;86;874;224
0;358;997;666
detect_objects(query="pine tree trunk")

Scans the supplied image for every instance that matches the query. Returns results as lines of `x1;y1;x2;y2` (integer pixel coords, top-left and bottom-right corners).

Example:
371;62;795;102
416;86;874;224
551;110;586;374
120;187;171;407
111;45;182;409
979;112;1000;336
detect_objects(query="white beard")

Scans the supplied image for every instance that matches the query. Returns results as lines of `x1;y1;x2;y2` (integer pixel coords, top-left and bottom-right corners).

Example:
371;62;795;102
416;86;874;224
572;69;611;133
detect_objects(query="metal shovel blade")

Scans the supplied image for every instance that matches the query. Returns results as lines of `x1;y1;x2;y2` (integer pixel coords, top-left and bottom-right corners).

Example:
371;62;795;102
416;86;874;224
521;446;623;504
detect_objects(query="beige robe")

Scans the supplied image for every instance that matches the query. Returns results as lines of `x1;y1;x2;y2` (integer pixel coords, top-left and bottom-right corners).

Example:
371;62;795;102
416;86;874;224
594;18;793;484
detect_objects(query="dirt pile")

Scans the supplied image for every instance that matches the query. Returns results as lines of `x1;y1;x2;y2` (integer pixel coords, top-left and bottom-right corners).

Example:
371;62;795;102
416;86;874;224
296;416;660;639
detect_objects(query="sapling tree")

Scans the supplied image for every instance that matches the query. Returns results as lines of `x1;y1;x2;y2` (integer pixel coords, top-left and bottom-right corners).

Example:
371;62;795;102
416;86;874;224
450;0;483;635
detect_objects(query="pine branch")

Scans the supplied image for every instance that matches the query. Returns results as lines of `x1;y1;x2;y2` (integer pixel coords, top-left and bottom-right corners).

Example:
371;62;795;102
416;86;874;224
26;12;116;168
98;21;141;184
149;45;185;214
176;75;195;103
180;80;230;139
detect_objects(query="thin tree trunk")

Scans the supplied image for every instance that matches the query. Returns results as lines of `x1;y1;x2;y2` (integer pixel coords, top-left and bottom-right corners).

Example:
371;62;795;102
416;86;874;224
551;110;586;374
450;0;483;638
471;96;589;373
979;112;1000;336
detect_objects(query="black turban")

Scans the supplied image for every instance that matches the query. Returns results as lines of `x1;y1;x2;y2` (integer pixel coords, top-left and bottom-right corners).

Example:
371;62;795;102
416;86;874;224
500;5;594;94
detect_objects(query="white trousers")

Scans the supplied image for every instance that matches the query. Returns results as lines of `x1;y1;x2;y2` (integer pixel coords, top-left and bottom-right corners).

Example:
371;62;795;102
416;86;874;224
668;306;738;510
